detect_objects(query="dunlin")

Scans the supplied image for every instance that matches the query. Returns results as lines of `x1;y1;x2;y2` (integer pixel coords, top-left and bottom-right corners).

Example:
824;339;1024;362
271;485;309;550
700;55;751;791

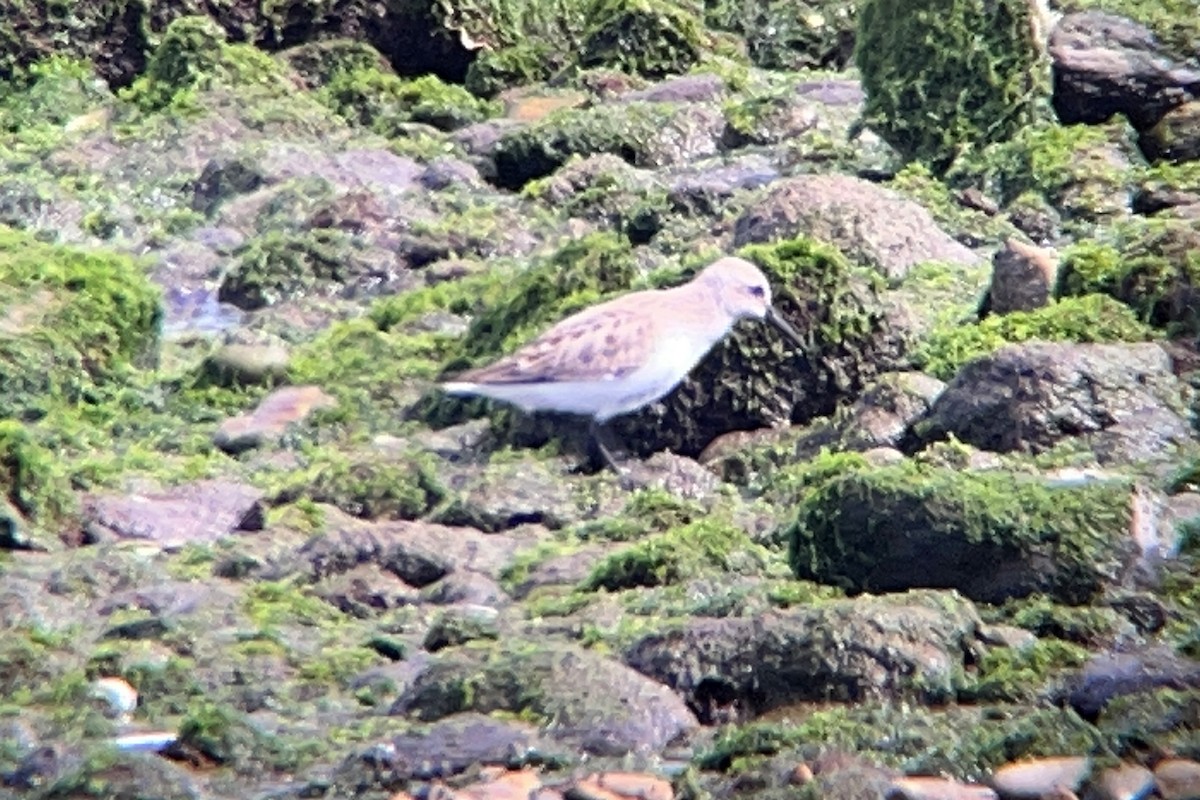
440;255;805;471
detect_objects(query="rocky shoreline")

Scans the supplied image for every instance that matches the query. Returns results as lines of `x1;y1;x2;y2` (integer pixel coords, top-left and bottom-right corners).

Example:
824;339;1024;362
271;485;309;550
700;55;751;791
1;0;1199;798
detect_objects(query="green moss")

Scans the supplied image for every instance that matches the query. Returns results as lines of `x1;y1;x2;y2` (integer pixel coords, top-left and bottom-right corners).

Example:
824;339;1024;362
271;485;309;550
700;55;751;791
786;460;1134;603
584;517;775;591
464;43;563;97
704;0;858;71
0;225;161;420
320;70;499;133
0;420;75;530
579;0;705;79
992;593;1126;644
856;0;1049;173
573;487;706;542
297;644;383;687
491;101;676;189
271;448;446;521
1097;689;1200;759
913;293;1158;380
218;228;355;311
1056;218;1200;335
245;580;341;630
888;162;1018;245
952;121;1133;222
0;55;109;149
962;639;1090;702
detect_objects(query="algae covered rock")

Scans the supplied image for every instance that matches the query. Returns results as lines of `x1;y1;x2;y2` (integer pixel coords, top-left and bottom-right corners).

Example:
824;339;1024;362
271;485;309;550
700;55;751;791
0;226;162;420
704;0;858;71
855;0;1049;172
579;0;705;79
785;459;1136;603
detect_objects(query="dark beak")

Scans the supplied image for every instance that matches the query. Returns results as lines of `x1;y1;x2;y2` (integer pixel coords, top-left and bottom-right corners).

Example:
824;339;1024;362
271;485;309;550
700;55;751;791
765;306;806;348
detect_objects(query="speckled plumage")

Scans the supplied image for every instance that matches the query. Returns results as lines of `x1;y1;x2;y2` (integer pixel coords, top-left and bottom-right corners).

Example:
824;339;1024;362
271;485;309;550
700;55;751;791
441;255;804;469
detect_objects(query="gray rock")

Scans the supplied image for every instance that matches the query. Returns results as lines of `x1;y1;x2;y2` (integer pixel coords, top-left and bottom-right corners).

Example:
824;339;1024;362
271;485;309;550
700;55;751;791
734;174;981;282
918;342;1193;461
1050;11;1200;130
81;480;265;549
623;590;982;722
392;643;699;756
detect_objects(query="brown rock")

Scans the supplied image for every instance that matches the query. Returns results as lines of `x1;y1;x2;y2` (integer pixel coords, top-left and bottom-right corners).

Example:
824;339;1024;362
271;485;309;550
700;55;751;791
984;238;1059;315
1154;759;1200;800
990;757;1092;800
214;385;336;454
82;479;264;549
1140;100;1200;163
459;768;544;800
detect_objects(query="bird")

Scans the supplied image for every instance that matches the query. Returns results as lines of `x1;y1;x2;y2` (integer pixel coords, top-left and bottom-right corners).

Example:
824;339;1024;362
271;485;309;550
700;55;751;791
440;255;806;472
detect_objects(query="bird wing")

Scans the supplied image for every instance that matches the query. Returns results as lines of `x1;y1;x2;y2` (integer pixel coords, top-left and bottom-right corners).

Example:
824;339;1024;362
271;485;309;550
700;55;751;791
454;300;656;385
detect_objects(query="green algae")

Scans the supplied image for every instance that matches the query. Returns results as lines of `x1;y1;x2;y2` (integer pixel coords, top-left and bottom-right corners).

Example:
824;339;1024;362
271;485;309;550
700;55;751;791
704;0;858;71
579;0;705;79
856;0;1049;173
320;69;500;133
270;447;447;521
1057;218;1200;336
785;459;1133;603
913;293;1158;381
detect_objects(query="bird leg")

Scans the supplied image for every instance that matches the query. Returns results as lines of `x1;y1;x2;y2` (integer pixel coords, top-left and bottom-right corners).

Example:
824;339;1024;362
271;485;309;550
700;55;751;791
587;419;625;475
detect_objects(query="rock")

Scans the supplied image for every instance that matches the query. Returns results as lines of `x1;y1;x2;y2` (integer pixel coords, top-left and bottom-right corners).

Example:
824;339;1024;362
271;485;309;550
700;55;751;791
1064;646;1200;718
618;73;726;104
918;342;1193;461
393;643;699;756
733;175;980;282
667;155;779;218
81;480;265;548
787;458;1165;603
990;757;1092;799
429;457;586;532
838;371;946;450
570;772;674;800
298;514;536;589
983;239;1060;315
888;776;999;800
422;605;501;651
1049;12;1200;130
1154;759;1200;800
460;768;545;800
1140;100;1200;163
200;342;290;388
214;385;337;454
1086;762;1155;800
419;572;509;607
623;590;981;722
90;676;138;721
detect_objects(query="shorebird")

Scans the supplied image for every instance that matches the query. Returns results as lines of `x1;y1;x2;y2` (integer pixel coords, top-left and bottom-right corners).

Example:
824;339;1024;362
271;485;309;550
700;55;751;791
440;255;806;472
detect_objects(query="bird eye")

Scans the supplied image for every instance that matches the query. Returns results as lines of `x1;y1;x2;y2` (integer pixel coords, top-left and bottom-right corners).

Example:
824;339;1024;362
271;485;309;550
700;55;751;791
749;285;766;299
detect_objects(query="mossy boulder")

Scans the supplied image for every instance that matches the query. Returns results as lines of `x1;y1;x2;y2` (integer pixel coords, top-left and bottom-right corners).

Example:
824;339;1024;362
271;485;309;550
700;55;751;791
320;70;499;133
579;0;706;79
913;293;1157;381
855;0;1049;173
704;0;857;71
951;121;1136;229
1056;218;1200;336
490;101;721;190
0;226;162;421
218;228;376;311
785;459;1136;604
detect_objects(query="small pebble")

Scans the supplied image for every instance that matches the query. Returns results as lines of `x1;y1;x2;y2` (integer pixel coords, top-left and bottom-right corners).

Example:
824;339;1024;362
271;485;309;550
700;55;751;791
888;776;999;800
90;677;138;721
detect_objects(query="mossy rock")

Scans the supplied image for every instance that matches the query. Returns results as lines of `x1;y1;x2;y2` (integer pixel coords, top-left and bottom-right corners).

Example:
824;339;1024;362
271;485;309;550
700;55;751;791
1056;218;1200;336
951;121;1136;228
785;459;1135;604
579;0;706;79
0;225;162;420
490;101;679;189
278;39;392;90
0;56;111;138
320;69;499;133
704;0;858;71
913;293;1158;381
218;229;363;311
270;449;447;521
464;42;566;98
855;0;1049;173
1053;0;1200;63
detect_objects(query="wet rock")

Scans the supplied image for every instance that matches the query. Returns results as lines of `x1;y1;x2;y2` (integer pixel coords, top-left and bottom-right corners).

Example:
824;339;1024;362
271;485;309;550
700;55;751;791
734;174;981;282
214;385;337;454
419;572;509;607
82;480;265;548
313;564;420;615
200;342;290;388
918;342;1193;461
667;155;779;217
422;605;501;651
507;544;615;600
982;239;1060;316
1064;646;1200;719
393;643;699;756
570;772;674;800
1154;759;1200;800
624;590;981;722
1050;12;1200;130
990;756;1091;799
192;155;266;216
1140;100;1200;163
